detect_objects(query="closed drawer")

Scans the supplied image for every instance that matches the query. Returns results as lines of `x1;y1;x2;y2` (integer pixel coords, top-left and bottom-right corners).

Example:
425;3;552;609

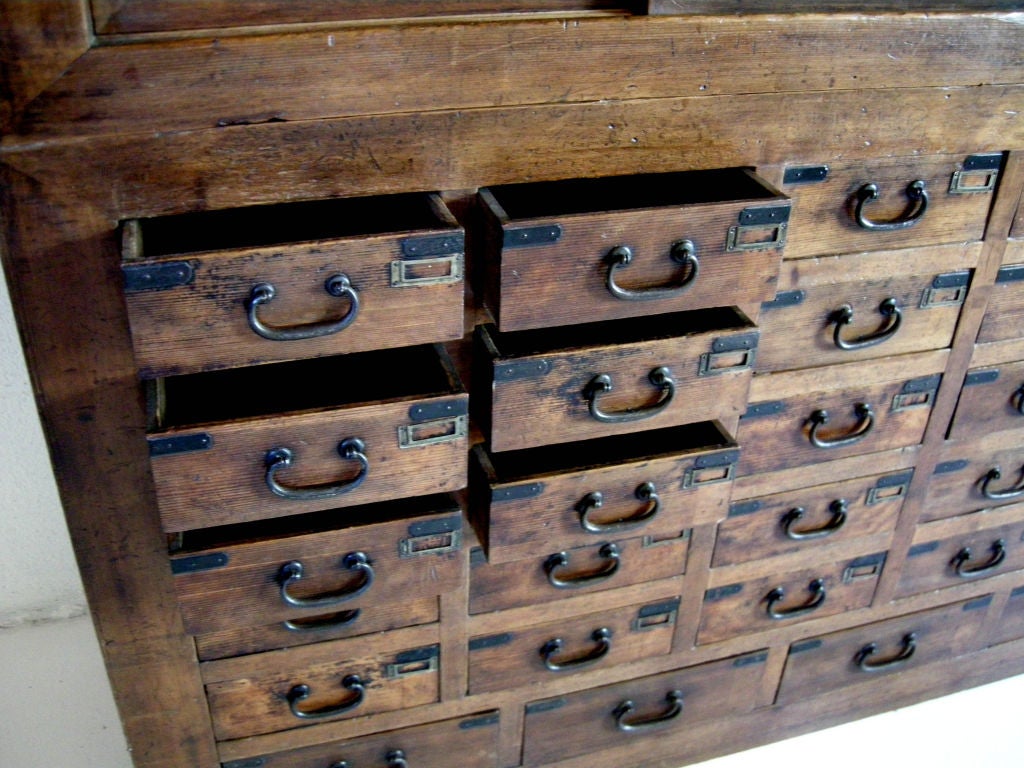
171;495;464;638
202;625;440;740
697;552;886;645
923;431;1024;523
989;584;1024;647
521;649;769;766
714;469;912;567
948;358;1024;442
122;193;464;378
472;422;737;564
220;710;500;768
469;530;690;615
737;352;945;477
478;168;789;332
977;249;1024;346
776;596;991;706
147;345;468;531
756;244;976;372
778;152;1002;259
468;596;680;694
475;308;758;452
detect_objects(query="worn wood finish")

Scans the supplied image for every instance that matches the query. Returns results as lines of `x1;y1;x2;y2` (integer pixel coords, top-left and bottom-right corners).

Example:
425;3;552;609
650;0;1021;12
923;431;1024;523
990;585;1024;646
977;241;1024;344
950;356;1024;441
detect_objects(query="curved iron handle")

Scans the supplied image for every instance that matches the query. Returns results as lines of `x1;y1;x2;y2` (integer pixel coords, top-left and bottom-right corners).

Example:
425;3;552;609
287;674;365;720
613;690;684;733
282;608;361;633
583;367;675;424
807;403;874;449
952;539;1006;578
604;240;699;301
278;552;374;610
265;438;369;501
853;180;929;231
330;750;405;768
855;632;917;672
830;298;902;351
247;273;359;341
545;543;621;589
765;578;826;619
781;499;848;541
577;482;660;534
540;627;613;672
980;466;1024;500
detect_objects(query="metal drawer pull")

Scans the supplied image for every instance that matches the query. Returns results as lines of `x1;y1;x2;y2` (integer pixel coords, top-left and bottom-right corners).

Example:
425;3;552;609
330;751;407;768
583;367;675;424
265;438;369;500
781;499;848;541
613;690;684;733
604;240;698;301
540;627;613;671
952;539;1006;578
287;674;365;720
283;609;361;633
807;403;874;449
853;180;929;231
545;543;621;589
980;466;1024;500
246;273;359;341
1014;384;1024;415
855;632;917;672
278;553;374;609
577;482;660;534
765;578;826;619
830;298;902;350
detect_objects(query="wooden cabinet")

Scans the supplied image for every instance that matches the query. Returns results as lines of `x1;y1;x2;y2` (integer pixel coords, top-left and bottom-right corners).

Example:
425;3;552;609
3;5;1024;768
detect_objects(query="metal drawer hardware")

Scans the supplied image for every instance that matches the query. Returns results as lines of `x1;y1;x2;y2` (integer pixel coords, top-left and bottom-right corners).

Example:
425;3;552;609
264;438;369;501
765;578;826;619
286;674;365;720
781;499;848;541
330;750;408;768
390;254;463;287
170;552;228;574
852;179;929;231
1015;383;1024;415
829;297;902;350
576;482;660;534
604;240;698;302
761;289;806;310
980;465;1024;500
122;260;195;292
892;374;941;412
920;270;970;309
949;152;1003;194
682;450;739;488
996;264;1024;284
544;543;621;589
277;552;374;609
807;403;874;449
386;646;440;679
698;332;759;376
398;414;468;449
583;367;675;424
964;368;1000;387
633;599;681;632
282;609;361;633
855;632;918;672
726;203;791;252
148;432;212;457
952;539;1007;578
539;627;613;672
503;224;563;248
783;165;830;184
612;690;684;733
866;470;914;505
246;273;359;341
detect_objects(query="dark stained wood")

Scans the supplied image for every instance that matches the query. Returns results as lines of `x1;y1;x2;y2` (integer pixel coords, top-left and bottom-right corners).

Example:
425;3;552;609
923;431;1024;523
949;356;1024;442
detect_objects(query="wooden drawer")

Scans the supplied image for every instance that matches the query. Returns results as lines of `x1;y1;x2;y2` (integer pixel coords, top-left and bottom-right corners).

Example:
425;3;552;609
478;169;789;332
776;596;991;706
521;649;769;766
122;194;464;378
977;251;1024;346
202;625;441;740
468;597;680;694
896;503;1024;599
471;422;737;564
146;345;468;531
475;308;757;452
469;530;691;615
778;152;1002;259
949;358;1024;442
714;469;912;567
756;244;975;372
697;552;886;645
923;431;1024;523
220;711;500;768
737;352;945;477
171;495;464;638
989;584;1024;647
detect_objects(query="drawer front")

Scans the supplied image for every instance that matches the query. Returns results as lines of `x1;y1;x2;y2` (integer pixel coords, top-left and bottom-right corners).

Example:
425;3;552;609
697;552;886;645
713;469;912;567
203;627;440;740
779;153;1001;259
521;649;769;766
949;359;1024;442
977;256;1024;346
990;584;1024;647
221;711;501;768
480;169;789;332
923;432;1024;523
468;597;680;694
757;245;975;372
469;532;690;615
776;596;991;706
